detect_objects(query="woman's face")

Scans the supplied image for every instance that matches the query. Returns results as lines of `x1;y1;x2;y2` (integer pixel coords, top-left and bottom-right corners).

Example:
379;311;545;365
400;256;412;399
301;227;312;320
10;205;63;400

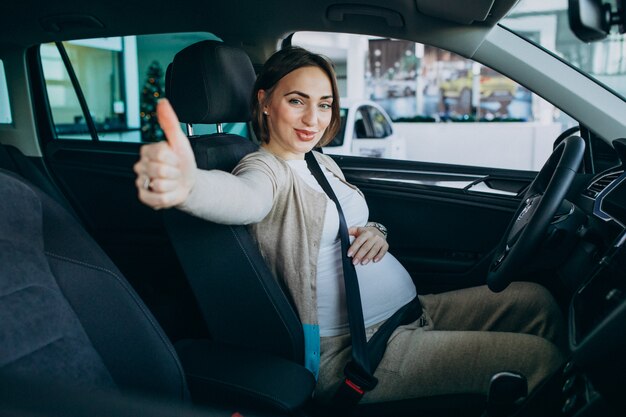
260;66;334;160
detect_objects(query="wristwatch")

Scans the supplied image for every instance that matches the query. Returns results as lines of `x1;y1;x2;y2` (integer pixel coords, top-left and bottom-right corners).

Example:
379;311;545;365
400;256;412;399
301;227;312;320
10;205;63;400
365;221;388;238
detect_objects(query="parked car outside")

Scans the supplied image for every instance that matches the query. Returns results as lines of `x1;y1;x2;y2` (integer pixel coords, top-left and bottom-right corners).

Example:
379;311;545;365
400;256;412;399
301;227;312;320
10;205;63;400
440;66;519;114
323;98;406;159
386;78;417;98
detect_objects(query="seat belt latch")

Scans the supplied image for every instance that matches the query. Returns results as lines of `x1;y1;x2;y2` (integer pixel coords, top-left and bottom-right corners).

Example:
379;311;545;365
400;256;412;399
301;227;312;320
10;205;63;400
344;378;365;395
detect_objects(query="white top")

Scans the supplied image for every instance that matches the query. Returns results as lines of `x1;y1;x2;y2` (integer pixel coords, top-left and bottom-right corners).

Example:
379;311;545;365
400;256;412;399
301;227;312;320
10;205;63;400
287;159;417;337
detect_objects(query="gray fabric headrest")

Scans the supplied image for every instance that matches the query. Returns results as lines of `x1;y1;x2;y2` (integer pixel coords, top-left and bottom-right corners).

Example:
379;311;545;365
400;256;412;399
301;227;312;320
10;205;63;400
168;40;256;124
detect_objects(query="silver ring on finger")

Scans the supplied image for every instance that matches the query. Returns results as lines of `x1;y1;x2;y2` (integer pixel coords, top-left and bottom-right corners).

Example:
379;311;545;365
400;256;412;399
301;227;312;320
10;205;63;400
142;175;152;190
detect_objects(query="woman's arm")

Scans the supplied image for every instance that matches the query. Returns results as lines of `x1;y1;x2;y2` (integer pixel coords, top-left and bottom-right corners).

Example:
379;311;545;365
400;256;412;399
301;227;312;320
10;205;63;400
178;168;274;225
134;99;273;224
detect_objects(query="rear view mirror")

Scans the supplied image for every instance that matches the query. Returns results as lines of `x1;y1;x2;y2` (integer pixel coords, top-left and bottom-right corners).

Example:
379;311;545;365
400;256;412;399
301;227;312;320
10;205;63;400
569;0;625;42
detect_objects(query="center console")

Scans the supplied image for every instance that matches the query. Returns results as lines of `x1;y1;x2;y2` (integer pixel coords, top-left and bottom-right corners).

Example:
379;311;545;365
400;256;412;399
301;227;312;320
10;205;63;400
564;230;626;417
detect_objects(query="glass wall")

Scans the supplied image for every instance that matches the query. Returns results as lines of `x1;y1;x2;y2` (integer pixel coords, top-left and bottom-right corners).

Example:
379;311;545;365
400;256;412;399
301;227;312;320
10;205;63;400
40;32;247;142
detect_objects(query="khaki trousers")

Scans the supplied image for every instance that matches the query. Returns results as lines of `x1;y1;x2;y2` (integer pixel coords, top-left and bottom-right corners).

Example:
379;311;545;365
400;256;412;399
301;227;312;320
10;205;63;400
315;282;567;404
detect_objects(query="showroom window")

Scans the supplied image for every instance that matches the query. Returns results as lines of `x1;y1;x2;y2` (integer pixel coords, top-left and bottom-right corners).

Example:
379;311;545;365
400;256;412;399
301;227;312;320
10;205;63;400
40;33;247;142
293;31;576;171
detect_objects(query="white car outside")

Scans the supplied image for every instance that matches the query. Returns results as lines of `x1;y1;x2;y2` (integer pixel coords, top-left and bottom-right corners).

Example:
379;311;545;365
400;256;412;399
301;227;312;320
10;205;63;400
323;99;406;159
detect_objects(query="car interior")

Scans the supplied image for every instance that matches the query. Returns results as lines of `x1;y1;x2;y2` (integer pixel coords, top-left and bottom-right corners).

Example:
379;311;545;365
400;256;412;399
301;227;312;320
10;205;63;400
1;0;626;417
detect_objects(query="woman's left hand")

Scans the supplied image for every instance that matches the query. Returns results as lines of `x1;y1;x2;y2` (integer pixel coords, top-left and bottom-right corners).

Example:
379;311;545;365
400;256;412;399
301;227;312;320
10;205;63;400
347;226;389;265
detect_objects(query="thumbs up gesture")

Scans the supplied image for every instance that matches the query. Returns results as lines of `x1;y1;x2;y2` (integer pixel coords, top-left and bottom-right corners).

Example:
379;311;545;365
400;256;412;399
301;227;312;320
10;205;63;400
134;99;197;209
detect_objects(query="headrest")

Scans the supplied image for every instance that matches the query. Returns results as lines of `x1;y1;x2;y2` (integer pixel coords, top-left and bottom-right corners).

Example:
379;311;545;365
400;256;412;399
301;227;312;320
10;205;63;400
167;40;256;125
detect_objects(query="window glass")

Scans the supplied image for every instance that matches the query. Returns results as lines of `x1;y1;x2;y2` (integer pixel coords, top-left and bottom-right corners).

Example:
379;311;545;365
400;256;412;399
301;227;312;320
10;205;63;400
0;60;12;124
368;106;392;138
294;32;575;171
40;33;248;142
502;0;626;101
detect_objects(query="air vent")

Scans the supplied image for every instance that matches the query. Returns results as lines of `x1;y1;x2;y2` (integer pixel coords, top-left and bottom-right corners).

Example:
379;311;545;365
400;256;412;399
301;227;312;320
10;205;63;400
585;170;624;198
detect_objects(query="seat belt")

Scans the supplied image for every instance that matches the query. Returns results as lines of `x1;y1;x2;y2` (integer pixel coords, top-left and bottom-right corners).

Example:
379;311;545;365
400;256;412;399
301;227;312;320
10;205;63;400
304;151;423;408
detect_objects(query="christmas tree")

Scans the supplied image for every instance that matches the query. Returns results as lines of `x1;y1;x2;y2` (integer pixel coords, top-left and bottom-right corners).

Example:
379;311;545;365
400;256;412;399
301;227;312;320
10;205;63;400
140;61;165;142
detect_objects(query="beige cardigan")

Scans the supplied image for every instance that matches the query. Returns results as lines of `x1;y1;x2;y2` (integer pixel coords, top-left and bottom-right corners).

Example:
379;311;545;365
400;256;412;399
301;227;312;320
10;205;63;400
179;148;363;376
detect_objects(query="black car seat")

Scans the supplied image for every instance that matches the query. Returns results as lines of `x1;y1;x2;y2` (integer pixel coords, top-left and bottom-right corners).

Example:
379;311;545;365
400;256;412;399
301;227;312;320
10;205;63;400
164;40;488;417
0;168;295;417
165;40;304;364
0;168;188;400
0;143;79;219
164;40;316;414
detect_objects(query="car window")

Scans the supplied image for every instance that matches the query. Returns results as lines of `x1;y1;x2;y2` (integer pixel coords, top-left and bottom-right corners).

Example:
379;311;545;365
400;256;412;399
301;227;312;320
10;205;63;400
294;32;577;171
502;1;626;102
40;33;248;142
367;106;392;139
0;59;12;124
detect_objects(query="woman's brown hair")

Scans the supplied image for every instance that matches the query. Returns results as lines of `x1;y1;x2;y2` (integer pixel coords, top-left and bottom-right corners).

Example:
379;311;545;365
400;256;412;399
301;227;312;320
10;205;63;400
251;46;341;147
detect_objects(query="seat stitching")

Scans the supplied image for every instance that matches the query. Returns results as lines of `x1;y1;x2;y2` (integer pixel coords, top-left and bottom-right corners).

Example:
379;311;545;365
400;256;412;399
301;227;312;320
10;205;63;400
44;251;188;399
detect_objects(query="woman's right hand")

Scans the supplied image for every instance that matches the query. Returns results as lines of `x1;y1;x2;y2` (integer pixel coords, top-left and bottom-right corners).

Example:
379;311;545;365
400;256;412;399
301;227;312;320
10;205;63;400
133;99;197;209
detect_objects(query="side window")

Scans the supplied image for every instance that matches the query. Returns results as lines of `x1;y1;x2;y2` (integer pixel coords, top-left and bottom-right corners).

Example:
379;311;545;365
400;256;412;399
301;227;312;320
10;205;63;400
367;106;392;138
294;32;576;171
0;59;12;124
41;40;130;141
40;33;248;143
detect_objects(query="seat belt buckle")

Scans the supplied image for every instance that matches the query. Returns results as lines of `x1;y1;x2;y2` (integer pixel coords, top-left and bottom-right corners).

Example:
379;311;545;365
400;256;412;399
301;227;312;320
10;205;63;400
343;361;378;392
332;377;366;406
343;378;365;396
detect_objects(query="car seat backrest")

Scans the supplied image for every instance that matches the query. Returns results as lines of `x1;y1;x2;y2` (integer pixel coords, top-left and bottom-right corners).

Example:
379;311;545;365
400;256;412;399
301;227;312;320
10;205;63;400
0;143;80;220
0;170;115;391
0;169;189;400
164;40;304;363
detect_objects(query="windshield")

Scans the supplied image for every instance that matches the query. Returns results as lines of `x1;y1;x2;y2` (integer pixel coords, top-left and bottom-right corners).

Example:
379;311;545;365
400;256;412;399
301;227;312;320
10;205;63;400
501;0;626;101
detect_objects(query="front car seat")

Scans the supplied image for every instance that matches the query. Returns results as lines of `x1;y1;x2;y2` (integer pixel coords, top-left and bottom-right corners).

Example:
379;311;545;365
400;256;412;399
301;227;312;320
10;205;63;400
164;40;316;414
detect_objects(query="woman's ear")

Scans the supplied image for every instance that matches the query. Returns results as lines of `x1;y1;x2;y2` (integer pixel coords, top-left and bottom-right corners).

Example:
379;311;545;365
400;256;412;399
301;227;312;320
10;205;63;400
257;90;267;113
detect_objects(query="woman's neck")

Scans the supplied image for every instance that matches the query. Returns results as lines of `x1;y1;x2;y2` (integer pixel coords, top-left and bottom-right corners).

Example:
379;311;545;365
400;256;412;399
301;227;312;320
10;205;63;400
260;142;306;160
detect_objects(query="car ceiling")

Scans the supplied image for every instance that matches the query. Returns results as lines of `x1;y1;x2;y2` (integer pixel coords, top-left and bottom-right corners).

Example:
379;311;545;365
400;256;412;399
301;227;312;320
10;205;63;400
2;0;519;61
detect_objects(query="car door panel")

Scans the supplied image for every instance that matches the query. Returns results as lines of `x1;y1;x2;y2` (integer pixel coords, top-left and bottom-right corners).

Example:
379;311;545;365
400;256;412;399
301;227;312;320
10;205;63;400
331;155;535;293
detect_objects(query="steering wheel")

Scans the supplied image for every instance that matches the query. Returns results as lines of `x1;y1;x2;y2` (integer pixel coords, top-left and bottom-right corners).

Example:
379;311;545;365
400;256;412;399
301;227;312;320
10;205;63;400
487;135;585;292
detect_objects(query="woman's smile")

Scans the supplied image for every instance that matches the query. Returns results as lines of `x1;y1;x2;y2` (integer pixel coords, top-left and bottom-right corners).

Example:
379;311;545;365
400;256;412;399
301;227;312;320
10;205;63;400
294;128;319;141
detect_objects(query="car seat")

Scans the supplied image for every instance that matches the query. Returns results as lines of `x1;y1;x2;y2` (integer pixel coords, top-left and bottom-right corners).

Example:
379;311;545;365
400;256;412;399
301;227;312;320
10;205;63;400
0;168;188;400
0;167;300;417
164;40;316;414
0;143;79;219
